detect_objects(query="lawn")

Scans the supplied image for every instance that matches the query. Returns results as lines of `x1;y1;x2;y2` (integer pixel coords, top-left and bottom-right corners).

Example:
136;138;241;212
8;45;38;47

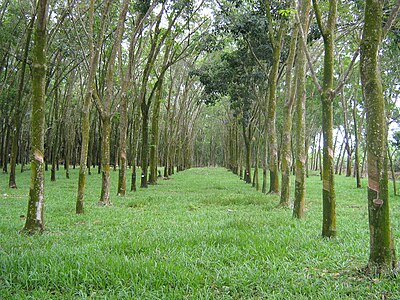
0;167;399;299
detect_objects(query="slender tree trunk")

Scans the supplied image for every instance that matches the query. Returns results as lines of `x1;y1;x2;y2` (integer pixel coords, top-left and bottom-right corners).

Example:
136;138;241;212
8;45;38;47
99;116;111;205
361;0;396;272
131;108;140;191
280;23;298;207
22;0;48;234
117;94;128;195
51;62;61;182
253;140;260;191
76;0;111;214
335;140;344;174
293;0;311;218
98;0;129;204
9;14;35;188
140;104;150;188
242;123;252;184
149;50;170;184
388;147;397;196
341;91;352;177
267;44;282;194
353;97;361;188
313;0;337;237
3;124;10;173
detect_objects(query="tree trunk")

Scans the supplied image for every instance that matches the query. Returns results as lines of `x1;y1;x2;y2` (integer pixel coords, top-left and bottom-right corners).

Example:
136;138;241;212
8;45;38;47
352;97;362;188
360;0;396;273
242;123;252;184
149;62;168;184
76;0;111;214
3;124;10;173
117;92;128;196
131;108;140;191
51;61;61;182
267;44;281;194
313;0;337;238
9;14;35;188
335;140;344;174
280;23;298;207
140;104;150;188
293;0;311;218
99;116;111;205
98;0;129;203
387;147;397;196
22;0;48;234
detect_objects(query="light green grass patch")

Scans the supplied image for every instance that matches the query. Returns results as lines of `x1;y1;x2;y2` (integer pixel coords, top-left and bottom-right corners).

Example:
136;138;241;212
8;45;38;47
0;167;399;299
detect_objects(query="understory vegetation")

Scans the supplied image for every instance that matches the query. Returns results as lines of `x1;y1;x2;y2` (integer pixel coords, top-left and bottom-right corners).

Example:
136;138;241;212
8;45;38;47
1;167;399;299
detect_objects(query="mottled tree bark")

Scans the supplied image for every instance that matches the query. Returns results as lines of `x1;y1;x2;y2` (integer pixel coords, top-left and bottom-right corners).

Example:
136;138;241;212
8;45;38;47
242;123;252;184
22;0;49;234
76;0;111;214
360;0;396;273
149;46;171;184
313;0;337;238
293;0;311;218
140;104;150;188
131;108;140;191
352;97;362;188
280;22;298;207
118;8;149;195
266;37;283;194
50;58;61;182
265;1;287;194
97;0;129;205
9;14;35;188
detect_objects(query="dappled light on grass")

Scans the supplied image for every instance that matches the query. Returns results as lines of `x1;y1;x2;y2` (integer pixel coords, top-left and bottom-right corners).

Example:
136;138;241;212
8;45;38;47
0;167;399;298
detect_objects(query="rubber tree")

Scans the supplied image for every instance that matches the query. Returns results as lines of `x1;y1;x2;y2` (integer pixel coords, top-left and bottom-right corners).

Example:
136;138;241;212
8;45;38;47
9;13;35;188
312;0;338;238
117;2;155;195
360;0;398;274
280;14;298;207
76;0;111;213
93;0;130;206
265;0;288;194
22;0;49;234
139;1;192;188
293;0;311;218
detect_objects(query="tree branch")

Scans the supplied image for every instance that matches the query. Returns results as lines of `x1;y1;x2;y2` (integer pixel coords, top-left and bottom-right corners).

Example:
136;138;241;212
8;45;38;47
383;0;400;37
244;36;268;75
333;48;359;95
312;0;326;37
295;11;322;93
92;89;105;116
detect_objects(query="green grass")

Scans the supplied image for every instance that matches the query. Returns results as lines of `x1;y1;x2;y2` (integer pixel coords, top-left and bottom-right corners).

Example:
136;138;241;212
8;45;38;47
0;166;399;299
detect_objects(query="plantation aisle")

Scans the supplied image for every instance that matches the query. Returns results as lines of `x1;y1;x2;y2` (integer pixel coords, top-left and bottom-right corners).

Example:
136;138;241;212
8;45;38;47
0;167;400;298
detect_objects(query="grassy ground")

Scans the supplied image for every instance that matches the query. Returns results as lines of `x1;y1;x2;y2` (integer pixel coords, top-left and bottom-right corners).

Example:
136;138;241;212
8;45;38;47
0;166;399;299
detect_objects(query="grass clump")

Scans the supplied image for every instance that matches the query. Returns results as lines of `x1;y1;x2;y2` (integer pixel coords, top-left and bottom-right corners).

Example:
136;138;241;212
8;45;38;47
0;167;399;299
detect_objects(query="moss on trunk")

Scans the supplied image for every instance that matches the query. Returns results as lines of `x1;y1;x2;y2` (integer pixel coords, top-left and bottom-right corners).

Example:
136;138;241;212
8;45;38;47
22;0;48;234
360;0;396;273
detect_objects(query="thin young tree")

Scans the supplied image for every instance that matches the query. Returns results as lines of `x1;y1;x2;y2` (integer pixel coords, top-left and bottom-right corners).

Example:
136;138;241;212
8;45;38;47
280;21;298;207
9;13;35;188
293;0;311;218
93;0;130;205
76;0;111;213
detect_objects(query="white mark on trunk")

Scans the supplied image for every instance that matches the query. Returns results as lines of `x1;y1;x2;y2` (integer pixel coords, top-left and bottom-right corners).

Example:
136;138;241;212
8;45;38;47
328;147;334;158
36;200;42;221
34;150;44;163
